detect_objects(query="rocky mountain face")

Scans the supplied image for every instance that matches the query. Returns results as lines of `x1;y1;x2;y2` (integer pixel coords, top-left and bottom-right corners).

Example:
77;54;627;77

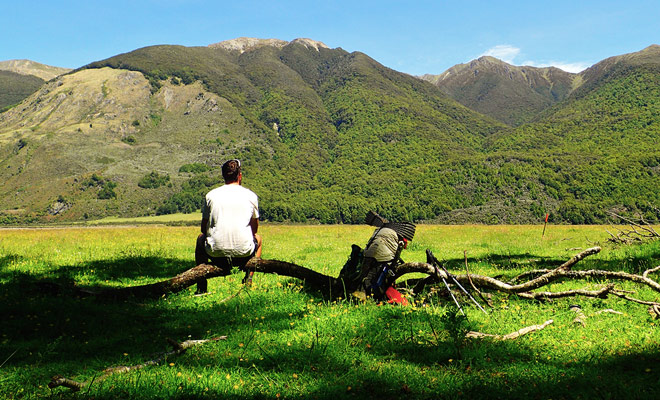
0;67;240;220
420;56;578;126
209;37;329;53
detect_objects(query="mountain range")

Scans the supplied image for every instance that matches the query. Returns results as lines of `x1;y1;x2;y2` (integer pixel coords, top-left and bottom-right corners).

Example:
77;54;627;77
1;39;659;224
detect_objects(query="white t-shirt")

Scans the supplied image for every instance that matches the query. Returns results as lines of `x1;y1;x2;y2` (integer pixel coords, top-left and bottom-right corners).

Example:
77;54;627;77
202;184;259;258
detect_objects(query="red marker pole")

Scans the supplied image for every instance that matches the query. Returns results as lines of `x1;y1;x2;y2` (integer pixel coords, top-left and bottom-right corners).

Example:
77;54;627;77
542;213;549;238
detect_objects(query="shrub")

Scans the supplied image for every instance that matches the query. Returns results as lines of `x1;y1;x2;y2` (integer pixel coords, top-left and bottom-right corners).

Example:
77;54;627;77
178;163;210;174
81;174;118;199
81;173;105;188
138;171;171;189
97;181;117;199
156;174;218;215
149;113;162;126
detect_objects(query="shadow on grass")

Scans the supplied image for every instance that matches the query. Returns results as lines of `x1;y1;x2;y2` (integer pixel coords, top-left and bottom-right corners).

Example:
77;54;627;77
0;253;24;269
67;305;660;400
1;255;198;367
442;252;557;271
0;255;189;289
77;255;190;281
440;247;660;275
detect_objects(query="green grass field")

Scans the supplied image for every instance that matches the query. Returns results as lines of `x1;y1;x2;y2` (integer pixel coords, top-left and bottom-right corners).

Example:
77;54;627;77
1;225;659;399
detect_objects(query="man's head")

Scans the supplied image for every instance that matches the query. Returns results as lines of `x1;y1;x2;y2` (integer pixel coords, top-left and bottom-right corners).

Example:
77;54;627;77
222;159;241;184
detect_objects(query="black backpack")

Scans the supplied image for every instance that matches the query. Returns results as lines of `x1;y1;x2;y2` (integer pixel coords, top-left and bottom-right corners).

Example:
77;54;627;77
338;244;364;287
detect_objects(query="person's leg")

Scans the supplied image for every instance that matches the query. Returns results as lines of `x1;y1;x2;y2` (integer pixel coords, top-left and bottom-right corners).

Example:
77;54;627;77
360;257;380;299
242;235;263;285
254;234;262;258
195;234;208;294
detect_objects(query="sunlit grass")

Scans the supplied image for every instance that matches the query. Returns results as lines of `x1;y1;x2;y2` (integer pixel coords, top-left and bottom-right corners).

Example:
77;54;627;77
1;225;659;399
87;212;200;225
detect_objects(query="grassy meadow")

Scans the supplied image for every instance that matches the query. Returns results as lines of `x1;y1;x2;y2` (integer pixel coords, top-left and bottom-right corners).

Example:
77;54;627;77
1;224;659;399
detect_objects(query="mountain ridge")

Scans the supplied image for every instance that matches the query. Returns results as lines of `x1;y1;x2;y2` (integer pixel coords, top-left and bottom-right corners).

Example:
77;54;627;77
420;56;578;126
421;44;660;127
0;59;71;81
209;37;330;53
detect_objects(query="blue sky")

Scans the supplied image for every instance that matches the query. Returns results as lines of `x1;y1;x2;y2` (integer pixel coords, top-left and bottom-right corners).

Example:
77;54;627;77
3;0;659;75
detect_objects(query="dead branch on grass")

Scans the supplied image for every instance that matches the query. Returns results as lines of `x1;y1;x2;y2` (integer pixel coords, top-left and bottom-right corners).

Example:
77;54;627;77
606;211;659;244
466;319;554;340
464;250;492;307
48;337;226;392
515;285;615;301
650;305;660;319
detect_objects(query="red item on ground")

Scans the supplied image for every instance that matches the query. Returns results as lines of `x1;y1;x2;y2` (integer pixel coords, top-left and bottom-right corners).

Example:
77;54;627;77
385;286;409;305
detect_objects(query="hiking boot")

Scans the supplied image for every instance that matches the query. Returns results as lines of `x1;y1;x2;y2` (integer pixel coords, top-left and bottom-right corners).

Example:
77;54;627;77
242;271;254;286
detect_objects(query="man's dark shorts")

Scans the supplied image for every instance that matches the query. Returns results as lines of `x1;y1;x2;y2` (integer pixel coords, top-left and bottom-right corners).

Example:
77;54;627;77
207;237;258;273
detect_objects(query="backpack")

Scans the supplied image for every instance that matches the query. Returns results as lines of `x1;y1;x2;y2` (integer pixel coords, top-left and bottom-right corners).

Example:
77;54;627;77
338;244;364;287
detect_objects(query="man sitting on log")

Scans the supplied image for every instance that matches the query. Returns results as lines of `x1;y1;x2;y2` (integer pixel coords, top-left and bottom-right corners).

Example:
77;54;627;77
194;159;262;294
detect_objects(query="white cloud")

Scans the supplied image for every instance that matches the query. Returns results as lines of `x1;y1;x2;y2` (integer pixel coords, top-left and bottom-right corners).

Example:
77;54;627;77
481;45;521;64
481;44;590;73
521;60;590;73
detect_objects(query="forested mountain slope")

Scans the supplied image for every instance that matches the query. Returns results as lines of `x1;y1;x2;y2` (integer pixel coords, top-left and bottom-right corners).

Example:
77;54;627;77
483;45;660;223
0;40;658;224
0;60;70;110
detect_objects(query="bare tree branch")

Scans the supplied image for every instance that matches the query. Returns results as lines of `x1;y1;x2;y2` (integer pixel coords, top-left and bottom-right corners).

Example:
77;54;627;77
515;285;614;301
466;319;554;340
48;337;226;392
606;211;659;244
610;290;660;306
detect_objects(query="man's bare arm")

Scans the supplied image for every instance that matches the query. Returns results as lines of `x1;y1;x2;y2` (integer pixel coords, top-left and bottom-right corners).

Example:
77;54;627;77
201;218;209;235
249;217;259;236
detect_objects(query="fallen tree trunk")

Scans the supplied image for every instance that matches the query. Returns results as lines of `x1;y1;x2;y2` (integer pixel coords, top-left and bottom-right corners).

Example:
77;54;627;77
78;246;660;308
77;263;235;298
86;259;446;299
